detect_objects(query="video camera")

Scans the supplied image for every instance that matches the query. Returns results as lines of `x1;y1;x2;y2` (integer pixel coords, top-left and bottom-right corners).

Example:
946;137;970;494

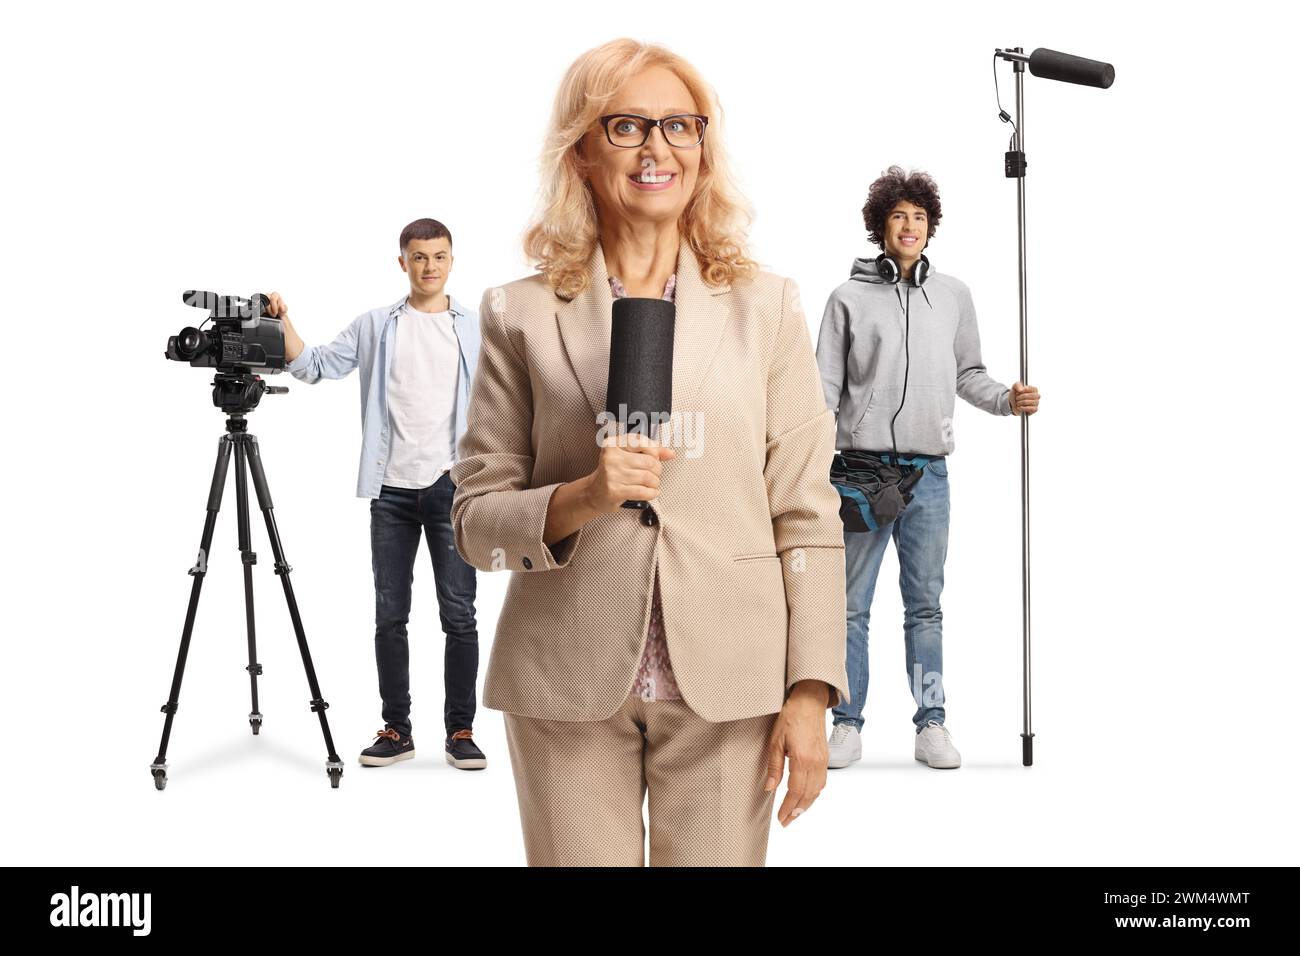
166;290;286;373
165;290;290;414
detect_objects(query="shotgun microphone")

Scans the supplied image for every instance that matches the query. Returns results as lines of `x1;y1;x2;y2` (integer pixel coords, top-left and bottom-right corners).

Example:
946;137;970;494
1028;48;1115;89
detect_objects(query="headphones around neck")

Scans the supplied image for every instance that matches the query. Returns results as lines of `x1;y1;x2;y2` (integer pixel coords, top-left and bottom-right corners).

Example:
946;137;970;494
875;252;931;286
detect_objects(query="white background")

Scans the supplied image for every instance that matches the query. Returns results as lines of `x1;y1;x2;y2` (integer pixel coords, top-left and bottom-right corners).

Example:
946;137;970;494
3;0;1296;866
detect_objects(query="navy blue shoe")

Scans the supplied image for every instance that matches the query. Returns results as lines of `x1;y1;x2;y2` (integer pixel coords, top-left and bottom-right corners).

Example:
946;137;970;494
445;729;487;770
359;727;414;767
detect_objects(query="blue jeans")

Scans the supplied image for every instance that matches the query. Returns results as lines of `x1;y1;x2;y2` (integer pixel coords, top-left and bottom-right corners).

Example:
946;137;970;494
832;455;950;734
369;471;478;738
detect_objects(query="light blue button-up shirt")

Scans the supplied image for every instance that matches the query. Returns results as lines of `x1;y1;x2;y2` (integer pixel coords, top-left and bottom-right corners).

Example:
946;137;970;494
285;294;481;498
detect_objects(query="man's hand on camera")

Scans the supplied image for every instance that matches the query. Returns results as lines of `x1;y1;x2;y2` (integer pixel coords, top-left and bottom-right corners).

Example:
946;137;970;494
265;292;305;363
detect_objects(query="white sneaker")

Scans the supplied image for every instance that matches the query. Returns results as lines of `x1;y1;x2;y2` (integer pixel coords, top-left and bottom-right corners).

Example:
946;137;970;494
827;723;862;769
914;720;961;769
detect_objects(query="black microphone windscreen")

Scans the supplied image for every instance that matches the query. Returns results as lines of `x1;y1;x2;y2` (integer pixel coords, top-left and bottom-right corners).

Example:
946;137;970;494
607;297;674;435
1029;48;1115;89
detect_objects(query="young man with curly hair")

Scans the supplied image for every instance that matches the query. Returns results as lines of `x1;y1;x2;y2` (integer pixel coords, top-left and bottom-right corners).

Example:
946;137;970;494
815;166;1041;770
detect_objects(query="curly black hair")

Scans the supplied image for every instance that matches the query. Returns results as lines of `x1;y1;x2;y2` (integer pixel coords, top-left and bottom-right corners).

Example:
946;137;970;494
861;166;942;249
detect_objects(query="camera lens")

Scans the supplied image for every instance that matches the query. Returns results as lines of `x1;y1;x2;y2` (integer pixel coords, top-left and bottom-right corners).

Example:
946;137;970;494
173;327;206;360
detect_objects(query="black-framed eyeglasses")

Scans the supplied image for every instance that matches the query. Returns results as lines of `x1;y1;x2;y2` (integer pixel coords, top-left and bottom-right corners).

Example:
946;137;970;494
599;113;708;149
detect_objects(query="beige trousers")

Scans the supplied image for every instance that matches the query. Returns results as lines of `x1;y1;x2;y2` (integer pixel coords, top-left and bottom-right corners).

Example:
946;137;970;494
502;693;780;866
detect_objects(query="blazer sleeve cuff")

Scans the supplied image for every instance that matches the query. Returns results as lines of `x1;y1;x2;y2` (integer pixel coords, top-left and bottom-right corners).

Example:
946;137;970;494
785;677;849;709
451;473;585;573
781;545;850;708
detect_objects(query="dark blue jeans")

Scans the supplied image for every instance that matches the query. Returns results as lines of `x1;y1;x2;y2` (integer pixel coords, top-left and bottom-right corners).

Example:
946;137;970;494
369;471;478;738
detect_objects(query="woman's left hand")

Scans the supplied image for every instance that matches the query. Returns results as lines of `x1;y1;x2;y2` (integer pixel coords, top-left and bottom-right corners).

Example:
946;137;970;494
765;680;833;826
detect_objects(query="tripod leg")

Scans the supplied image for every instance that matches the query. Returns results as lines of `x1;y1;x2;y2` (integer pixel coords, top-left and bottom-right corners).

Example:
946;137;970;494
245;435;345;788
152;436;233;790
233;438;264;735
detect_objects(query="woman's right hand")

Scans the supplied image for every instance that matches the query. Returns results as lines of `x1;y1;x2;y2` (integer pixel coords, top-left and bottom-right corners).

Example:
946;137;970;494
583;431;677;514
541;431;676;549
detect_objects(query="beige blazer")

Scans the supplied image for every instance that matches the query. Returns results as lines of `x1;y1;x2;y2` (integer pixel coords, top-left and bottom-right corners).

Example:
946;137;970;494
449;241;848;723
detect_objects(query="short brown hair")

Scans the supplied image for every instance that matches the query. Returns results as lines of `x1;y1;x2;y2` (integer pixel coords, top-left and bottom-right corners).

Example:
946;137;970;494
399;218;452;254
862;166;942;249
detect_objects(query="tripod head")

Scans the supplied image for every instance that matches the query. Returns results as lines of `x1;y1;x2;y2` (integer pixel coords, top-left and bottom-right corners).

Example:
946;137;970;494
211;371;288;416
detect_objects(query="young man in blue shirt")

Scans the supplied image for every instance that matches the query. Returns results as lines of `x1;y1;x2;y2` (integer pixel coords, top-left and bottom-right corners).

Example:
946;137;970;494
266;218;486;771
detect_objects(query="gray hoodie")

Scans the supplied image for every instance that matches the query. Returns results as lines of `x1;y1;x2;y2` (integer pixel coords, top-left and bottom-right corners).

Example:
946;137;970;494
815;257;1012;455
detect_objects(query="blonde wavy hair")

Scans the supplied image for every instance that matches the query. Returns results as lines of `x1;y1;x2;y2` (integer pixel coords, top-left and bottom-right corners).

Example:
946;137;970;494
523;39;759;299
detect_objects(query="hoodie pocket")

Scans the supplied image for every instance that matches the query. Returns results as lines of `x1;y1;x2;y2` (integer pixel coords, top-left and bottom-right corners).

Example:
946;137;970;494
906;385;954;451
850;389;878;436
852;387;903;441
866;385;953;453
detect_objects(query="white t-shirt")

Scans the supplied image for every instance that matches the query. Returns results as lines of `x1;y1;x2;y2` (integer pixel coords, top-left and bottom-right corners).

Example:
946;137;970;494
382;300;460;489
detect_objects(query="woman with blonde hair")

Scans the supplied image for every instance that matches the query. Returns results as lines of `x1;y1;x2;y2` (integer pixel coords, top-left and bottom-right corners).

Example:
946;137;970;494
450;38;848;866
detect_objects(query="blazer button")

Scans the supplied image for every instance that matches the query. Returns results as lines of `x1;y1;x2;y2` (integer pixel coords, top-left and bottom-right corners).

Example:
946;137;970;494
522;556;533;569
640;507;658;527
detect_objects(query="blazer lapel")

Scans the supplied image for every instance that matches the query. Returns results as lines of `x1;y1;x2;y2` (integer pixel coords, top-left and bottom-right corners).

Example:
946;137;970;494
556;240;732;425
556;245;614;426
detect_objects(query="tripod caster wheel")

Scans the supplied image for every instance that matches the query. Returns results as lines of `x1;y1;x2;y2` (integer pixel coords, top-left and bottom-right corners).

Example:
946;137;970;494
152;769;168;791
327;768;342;789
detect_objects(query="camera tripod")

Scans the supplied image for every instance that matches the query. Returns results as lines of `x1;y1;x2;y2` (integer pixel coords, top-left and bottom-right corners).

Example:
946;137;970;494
151;372;344;789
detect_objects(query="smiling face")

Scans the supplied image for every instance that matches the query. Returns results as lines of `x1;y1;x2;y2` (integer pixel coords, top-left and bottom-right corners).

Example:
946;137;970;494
882;200;929;267
398;236;453;299
580;65;704;229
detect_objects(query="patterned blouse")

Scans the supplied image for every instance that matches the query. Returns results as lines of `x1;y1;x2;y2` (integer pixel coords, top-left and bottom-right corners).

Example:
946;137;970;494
608;272;682;702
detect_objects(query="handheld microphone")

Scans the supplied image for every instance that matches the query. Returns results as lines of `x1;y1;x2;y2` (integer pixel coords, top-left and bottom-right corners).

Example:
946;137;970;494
606;297;675;510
